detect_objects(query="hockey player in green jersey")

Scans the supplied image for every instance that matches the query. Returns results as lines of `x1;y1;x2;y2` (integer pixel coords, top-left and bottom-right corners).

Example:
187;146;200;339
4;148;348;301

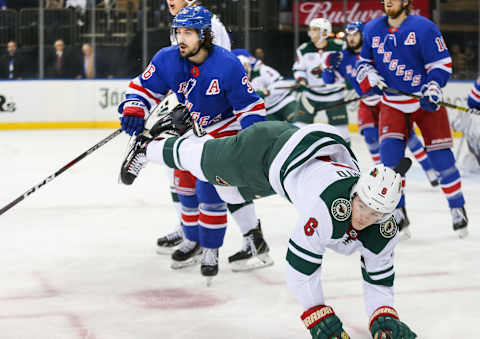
120;106;416;339
291;18;351;145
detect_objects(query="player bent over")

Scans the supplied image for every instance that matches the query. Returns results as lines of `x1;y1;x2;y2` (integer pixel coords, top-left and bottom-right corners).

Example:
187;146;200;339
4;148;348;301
356;0;468;237
118;6;271;280
120;109;416;338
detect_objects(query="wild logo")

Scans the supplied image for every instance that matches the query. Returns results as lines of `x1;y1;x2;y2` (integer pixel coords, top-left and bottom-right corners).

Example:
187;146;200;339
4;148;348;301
0;95;16;112
380;218;398;238
330;198;351;222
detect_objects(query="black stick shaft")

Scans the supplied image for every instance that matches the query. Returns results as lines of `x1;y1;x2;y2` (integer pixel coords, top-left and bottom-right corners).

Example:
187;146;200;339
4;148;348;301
384;86;480;115
321;94;373;111
0;128;122;216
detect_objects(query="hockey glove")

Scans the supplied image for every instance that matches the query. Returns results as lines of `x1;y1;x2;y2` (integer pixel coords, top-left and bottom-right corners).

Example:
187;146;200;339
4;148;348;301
120;100;148;136
356;64;386;95
369;306;417;339
301;305;350;339
294;78;308;92
325;51;343;69
322;68;336;84
420;81;442;112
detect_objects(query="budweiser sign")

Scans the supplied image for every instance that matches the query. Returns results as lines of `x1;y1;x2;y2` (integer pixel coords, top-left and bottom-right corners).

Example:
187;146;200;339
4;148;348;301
293;1;430;26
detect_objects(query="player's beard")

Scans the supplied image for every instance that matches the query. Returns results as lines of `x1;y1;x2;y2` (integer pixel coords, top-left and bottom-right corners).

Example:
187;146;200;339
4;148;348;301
179;42;201;58
347;37;363;52
385;4;406;19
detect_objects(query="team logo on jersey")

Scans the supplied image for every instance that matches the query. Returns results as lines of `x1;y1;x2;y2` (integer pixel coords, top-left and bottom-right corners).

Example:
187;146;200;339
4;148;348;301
206;79;221;95
380;219;397;238
141;64;155;80
331;198;352;222
215;176;230;186
404;32;417;46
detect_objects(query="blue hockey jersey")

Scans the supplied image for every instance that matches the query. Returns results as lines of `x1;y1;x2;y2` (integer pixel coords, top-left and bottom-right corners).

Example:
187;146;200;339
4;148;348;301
125;45;266;137
358;15;452;113
468;75;480;110
322;49;380;107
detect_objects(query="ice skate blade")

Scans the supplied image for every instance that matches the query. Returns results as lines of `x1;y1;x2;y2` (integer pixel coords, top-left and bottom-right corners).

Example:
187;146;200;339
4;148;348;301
156;246;177;255
456;227;468;239
170;256;201;269
398;227;411;242
231;253;274;272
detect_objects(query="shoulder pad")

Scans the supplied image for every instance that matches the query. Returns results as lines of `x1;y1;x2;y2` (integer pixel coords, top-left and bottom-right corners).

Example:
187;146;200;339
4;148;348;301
298;42;317;55
358;216;398;254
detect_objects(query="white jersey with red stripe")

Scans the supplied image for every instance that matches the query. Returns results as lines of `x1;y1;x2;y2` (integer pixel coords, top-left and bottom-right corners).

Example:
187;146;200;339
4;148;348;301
358;15;452;113
123;45;266;138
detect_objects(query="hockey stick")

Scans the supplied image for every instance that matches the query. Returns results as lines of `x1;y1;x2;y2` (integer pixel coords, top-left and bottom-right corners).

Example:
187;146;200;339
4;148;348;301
0;128;122;216
319;94;373;111
275;83;346;90
383;86;480;115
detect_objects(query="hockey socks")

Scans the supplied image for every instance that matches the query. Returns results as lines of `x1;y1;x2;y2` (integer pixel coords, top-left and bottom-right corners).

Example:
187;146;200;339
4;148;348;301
362;127;381;164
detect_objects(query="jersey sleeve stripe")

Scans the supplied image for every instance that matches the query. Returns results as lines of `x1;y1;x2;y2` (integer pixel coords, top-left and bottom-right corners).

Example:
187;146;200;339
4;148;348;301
286;249;321;275
425;57;453;74
361;267;394;286
162;137;179;169
128;80;162;104
234;100;266;116
470;87;480;100
289;239;323;260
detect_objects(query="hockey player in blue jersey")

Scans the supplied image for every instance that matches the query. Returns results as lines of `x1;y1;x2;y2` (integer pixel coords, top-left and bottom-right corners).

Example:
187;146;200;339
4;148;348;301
118;6;271;280
322;22;439;191
355;0;468;238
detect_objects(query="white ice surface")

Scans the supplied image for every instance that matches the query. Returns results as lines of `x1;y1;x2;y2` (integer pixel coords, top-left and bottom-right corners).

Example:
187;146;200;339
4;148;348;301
0;129;479;339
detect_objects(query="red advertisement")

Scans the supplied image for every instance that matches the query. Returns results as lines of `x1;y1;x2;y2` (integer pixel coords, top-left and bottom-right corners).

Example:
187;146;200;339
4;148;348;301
293;1;430;26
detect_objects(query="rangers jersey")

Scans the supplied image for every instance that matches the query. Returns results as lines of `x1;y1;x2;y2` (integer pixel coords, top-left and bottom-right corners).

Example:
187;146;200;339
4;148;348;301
293;39;346;102
467;75;480;109
124;45;266;137
323;49;381;107
170;13;231;51
358;15;452;113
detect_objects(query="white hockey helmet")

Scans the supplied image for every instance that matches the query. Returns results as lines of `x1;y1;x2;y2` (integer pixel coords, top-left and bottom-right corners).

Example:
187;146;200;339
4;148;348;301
309;18;332;35
237;55;252;77
353;164;403;214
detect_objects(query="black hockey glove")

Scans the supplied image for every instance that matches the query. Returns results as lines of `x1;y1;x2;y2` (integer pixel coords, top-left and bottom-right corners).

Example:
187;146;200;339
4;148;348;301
369;306;416;339
149;103;192;138
301;305;350;339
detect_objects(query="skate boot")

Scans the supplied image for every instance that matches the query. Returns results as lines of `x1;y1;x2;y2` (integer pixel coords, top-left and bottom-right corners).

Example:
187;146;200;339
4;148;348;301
393;206;410;240
201;247;219;286
171;239;202;269
425;169;439;187
156;225;184;255
228;221;274;272
120;135;151;185
451;207;468;238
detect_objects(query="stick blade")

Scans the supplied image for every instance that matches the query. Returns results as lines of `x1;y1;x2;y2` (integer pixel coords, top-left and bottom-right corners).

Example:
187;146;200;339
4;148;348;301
393;157;413;176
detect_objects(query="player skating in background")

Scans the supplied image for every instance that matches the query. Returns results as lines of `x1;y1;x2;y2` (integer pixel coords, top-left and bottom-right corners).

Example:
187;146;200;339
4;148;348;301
356;0;468;238
157;0;232;254
322;21;439;189
450;75;480;172
291;18;351;145
119;110;417;339
233;50;299;122
118;6;272;282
